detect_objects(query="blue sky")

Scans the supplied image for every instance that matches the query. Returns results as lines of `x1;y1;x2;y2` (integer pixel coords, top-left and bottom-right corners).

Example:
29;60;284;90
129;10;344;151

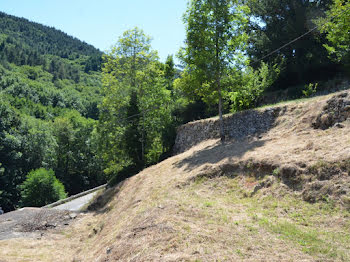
0;0;188;62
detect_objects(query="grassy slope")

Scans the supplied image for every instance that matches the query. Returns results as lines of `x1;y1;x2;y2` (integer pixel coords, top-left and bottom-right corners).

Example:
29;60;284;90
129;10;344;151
1;91;350;261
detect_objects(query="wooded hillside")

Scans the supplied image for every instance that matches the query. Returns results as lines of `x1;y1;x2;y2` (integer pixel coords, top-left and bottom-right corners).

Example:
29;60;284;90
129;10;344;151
0;12;105;212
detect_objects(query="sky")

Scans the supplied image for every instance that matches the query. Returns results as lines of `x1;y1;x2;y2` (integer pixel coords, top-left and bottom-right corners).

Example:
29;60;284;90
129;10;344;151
0;0;188;62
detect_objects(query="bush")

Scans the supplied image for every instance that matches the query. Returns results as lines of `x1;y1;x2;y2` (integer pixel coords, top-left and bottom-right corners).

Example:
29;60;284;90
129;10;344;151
20;168;67;207
230;62;280;112
302;83;318;97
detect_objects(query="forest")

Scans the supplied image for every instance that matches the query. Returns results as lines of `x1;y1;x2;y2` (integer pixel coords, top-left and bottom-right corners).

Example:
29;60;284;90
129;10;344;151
1;0;350;212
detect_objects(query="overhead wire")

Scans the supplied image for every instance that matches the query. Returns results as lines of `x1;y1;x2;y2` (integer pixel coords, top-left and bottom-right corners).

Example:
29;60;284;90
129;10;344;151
111;3;350;122
250;3;350;66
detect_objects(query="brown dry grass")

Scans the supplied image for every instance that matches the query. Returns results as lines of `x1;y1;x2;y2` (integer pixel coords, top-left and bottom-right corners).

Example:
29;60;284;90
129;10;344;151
1;91;350;261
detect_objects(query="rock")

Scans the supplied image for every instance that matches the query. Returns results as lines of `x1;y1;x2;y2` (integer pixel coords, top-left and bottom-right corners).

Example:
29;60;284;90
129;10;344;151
320;114;332;127
333;123;345;128
69;213;77;219
338;92;348;98
312;91;350;129
252;176;275;195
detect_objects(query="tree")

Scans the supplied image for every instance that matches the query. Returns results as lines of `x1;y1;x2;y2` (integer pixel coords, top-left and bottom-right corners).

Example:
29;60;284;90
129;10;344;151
123;90;144;167
20;168;67;207
229;62;280;111
318;0;350;71
164;55;176;90
53;111;104;195
0;100;23;211
99;28;173;177
103;27;158;89
180;0;249;140
246;0;335;86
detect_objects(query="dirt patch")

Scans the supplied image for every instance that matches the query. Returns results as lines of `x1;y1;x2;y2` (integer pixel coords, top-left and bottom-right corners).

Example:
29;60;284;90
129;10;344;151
0;208;79;240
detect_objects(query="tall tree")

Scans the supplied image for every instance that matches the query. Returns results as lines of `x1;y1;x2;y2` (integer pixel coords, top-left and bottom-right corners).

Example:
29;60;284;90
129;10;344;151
318;0;350;72
99;28;173;176
164;55;176;90
103;27;158;89
180;0;249;140
123;90;144;167
246;0;335;86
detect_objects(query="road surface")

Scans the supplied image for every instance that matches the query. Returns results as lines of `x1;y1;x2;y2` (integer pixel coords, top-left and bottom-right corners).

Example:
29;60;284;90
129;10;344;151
53;191;99;211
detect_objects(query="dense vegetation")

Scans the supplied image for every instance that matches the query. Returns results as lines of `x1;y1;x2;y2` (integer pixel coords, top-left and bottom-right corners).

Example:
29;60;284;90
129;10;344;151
98;28;179;180
0;12;105;211
20;168;67;207
1;0;350;211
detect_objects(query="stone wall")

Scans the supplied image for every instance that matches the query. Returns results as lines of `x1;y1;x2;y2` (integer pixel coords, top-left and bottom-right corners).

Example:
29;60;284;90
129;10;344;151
173;107;281;154
312;91;350;129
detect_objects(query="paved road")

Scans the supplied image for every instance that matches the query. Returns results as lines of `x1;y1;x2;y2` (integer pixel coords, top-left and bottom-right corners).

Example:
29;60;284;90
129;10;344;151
53;191;99;211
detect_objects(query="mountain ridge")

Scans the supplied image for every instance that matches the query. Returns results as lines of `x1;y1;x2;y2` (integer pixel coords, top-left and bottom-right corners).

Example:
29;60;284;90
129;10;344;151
0;11;101;58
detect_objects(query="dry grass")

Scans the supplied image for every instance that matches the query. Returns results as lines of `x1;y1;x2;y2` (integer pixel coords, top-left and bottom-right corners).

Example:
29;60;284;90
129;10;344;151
1;91;350;261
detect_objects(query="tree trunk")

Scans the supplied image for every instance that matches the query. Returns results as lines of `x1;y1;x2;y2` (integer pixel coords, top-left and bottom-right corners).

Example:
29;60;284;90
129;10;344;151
218;80;225;142
141;110;145;162
214;3;224;142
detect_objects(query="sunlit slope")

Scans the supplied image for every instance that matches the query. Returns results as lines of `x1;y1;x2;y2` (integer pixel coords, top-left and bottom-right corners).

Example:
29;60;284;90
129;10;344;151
1;90;350;261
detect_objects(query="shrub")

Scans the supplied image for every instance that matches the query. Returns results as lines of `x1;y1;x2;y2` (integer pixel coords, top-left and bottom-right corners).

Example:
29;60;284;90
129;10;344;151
20;168;67;207
302;83;318;97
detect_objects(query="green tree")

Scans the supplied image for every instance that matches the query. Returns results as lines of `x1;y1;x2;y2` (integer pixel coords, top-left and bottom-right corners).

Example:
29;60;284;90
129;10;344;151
164;55;175;90
99;28;173;177
123;90;143;167
20;168;67;207
318;0;350;71
180;0;249;140
246;0;334;86
230;62;280;111
103;27;158;89
0;99;24;211
54;112;104;195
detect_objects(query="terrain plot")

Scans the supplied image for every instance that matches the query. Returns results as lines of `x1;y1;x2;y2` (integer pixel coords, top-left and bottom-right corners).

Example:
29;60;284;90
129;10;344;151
0;90;350;261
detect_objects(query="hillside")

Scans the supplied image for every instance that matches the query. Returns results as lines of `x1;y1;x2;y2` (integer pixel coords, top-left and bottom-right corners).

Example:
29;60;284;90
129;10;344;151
0;12;100;58
0;12;105;212
1;90;349;261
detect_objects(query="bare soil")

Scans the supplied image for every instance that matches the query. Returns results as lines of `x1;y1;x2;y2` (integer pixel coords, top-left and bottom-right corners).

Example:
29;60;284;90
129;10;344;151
0;208;79;240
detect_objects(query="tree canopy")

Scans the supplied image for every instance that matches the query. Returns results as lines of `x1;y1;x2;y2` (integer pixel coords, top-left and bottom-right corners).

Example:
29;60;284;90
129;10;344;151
179;0;250;139
98;27;174;178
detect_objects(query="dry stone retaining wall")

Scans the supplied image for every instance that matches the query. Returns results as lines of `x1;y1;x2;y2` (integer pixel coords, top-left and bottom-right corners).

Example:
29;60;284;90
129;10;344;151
173;107;281;154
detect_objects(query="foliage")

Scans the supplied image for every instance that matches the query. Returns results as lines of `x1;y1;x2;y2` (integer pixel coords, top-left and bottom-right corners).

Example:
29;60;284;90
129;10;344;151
230;62;281;111
302;83;318;97
318;0;350;71
0;14;106;211
53;112;105;195
0;12;100;59
246;0;336;87
20;168;67;207
164;55;176;90
99;28;174;177
180;0;250;139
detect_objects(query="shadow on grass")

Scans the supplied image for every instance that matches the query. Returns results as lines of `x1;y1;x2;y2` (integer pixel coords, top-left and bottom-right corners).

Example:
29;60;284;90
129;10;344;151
174;138;267;172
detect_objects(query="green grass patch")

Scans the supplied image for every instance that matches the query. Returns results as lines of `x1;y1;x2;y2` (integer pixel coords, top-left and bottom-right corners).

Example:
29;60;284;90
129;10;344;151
259;218;339;258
